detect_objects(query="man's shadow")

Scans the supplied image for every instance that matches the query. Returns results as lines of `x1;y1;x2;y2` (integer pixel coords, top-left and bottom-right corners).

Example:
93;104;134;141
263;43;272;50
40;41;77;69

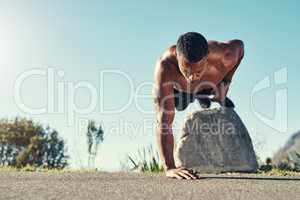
199;175;300;181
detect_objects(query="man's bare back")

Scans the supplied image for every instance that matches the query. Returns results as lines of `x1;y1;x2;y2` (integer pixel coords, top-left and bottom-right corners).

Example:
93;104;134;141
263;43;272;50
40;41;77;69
152;32;244;179
155;40;244;94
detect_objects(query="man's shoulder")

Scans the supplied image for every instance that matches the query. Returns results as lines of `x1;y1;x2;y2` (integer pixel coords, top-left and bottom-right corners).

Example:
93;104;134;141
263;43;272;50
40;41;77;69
155;45;178;71
154;46;180;85
207;40;227;58
159;45;177;61
207;40;244;69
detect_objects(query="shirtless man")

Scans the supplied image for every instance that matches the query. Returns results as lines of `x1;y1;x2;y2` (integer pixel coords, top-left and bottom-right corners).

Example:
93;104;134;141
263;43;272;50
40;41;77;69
153;32;244;179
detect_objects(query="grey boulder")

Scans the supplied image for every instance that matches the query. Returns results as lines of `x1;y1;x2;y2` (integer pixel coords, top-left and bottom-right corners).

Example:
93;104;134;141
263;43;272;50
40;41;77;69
174;108;258;173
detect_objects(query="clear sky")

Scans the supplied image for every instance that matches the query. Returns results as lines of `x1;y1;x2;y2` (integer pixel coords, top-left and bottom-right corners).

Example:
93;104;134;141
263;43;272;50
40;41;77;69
0;0;299;171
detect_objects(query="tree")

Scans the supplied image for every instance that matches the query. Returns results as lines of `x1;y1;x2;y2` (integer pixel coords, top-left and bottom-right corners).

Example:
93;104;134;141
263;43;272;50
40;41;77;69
0;117;68;168
86;120;104;168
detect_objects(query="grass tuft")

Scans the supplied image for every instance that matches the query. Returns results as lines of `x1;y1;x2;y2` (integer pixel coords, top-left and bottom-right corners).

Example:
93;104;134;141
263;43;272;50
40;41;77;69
126;145;164;173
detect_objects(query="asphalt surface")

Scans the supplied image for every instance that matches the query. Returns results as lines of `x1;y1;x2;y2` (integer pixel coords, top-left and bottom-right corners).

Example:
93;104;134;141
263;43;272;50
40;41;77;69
0;172;300;200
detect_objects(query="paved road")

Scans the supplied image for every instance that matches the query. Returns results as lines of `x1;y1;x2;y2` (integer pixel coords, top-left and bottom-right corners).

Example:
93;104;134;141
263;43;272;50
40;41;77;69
0;172;300;200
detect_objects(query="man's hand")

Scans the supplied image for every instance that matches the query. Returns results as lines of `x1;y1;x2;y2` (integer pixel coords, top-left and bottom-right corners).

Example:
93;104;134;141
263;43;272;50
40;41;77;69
213;81;230;106
166;167;199;180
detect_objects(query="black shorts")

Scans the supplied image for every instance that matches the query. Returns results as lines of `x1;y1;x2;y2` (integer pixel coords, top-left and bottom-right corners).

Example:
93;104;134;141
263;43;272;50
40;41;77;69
174;88;214;111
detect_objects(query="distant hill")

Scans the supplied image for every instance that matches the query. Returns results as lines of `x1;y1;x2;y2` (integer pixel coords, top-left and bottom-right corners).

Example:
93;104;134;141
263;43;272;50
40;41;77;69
272;130;300;169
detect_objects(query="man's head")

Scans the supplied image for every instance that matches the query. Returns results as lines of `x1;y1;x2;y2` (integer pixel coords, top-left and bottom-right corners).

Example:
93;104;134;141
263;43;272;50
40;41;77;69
176;32;209;82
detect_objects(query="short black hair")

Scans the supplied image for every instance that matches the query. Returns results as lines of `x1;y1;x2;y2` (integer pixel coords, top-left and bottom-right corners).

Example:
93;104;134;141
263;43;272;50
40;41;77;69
176;32;208;63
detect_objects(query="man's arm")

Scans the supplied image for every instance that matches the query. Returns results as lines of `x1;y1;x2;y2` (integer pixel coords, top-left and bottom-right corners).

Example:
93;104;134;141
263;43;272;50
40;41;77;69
223;39;244;82
153;60;176;170
153;59;198;179
215;40;245;103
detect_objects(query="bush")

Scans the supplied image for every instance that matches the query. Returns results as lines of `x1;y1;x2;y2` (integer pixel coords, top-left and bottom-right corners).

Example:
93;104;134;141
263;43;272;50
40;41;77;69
0;117;68;169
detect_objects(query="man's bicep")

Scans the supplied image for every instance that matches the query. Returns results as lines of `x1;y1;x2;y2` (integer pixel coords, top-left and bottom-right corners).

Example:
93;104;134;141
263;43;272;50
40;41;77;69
223;58;241;81
153;62;175;125
223;40;245;81
153;84;175;126
158;97;175;125
228;39;244;55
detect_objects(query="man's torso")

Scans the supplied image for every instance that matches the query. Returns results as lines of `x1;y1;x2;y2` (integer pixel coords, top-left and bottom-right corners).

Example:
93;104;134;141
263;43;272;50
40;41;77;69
159;41;237;94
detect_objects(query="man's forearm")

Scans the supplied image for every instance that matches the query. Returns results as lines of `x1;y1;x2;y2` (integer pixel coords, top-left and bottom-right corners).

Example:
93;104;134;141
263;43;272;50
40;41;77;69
213;81;230;104
221;79;231;98
156;127;176;170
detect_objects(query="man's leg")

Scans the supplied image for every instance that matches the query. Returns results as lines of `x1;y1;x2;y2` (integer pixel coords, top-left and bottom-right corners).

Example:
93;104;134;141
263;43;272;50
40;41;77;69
174;88;195;111
224;97;235;108
198;98;211;109
195;88;235;109
195;89;212;109
210;96;235;108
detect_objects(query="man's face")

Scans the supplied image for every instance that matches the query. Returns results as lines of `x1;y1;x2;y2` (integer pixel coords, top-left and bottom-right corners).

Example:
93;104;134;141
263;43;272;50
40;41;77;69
177;52;208;83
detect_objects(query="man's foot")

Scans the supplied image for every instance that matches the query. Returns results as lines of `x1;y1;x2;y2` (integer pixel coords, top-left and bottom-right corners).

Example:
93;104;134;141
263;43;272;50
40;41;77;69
197;98;211;109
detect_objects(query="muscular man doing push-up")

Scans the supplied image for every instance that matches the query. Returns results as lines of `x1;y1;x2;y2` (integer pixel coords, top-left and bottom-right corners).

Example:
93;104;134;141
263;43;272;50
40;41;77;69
153;32;244;179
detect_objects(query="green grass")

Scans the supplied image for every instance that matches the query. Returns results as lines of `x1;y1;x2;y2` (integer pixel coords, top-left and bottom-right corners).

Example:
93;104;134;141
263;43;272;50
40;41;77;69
1;165;300;177
0;165;68;172
0;165;101;173
126;145;164;173
257;168;300;176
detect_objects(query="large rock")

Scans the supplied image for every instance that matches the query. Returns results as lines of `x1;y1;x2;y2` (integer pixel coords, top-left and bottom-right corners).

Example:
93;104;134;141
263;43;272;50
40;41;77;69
174;108;258;173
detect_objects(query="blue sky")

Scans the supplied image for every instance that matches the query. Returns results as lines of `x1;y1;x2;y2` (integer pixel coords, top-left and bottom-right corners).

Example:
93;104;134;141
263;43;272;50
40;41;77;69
0;0;299;171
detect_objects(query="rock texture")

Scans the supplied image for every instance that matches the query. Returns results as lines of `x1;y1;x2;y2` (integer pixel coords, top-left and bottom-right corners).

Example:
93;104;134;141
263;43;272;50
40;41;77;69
272;131;300;169
174;108;258;173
